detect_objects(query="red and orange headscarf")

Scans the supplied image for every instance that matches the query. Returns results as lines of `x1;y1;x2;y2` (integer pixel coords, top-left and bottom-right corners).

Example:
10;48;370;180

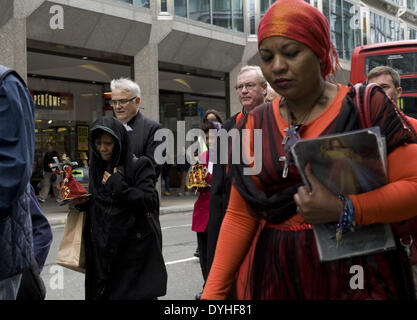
258;0;340;79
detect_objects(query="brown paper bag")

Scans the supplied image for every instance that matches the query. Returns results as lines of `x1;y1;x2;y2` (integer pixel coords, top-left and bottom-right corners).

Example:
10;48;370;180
56;210;86;273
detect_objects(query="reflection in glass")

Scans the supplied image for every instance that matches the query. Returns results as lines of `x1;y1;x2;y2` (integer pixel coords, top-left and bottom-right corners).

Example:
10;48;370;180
322;0;331;26
261;0;270;16
174;0;187;17
343;1;360;60
365;52;417;76
330;0;343;58
213;0;232;29
232;0;243;32
134;0;150;7
161;0;167;12
190;0;210;23
250;0;255;34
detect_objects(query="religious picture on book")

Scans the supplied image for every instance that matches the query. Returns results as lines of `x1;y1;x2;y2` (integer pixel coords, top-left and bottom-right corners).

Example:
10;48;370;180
291;128;395;262
291;127;387;196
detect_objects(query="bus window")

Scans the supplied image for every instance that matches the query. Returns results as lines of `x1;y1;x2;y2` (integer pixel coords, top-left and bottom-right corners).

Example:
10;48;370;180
364;52;417;76
398;97;417;119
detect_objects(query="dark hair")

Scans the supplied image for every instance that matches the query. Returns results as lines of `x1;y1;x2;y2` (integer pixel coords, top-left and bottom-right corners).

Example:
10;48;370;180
203;109;223;124
201;120;217;133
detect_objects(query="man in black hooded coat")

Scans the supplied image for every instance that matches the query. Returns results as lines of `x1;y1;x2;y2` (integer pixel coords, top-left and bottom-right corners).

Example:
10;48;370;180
83;116;167;300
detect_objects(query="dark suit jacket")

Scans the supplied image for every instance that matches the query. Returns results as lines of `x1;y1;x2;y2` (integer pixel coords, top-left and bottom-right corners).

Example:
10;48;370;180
126;111;163;179
206;112;240;275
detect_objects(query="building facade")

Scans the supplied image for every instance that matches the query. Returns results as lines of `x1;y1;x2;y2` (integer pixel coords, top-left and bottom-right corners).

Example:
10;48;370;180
1;0;417;185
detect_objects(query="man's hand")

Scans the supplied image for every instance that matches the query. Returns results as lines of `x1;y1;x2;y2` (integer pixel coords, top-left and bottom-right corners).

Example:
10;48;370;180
293;164;342;224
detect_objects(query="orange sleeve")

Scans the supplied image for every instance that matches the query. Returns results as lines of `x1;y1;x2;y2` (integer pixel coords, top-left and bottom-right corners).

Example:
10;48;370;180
201;185;259;300
351;143;417;225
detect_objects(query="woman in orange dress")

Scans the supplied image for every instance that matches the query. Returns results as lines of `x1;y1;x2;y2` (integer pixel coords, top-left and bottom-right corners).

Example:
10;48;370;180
202;0;417;300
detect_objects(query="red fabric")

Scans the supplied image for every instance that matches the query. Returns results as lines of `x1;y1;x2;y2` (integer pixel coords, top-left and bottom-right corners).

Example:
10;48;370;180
60;165;88;200
191;151;211;233
257;0;340;79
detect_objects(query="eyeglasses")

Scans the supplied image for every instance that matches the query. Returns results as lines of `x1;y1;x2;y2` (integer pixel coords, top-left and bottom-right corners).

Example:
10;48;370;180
109;96;137;107
235;82;258;91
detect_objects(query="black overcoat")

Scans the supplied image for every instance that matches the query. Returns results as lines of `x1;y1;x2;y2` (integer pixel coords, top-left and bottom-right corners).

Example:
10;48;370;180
84;116;167;300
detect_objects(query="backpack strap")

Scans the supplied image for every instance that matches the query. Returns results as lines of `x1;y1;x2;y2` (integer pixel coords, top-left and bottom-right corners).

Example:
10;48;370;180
353;83;378;128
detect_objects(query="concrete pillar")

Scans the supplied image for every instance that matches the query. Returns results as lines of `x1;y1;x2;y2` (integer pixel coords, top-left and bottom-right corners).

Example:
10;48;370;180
0;0;44;80
134;43;160;122
134;28;162;198
0;18;27;81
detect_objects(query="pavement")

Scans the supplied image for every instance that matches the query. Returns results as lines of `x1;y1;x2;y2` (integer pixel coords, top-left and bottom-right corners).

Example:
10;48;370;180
40;189;197;227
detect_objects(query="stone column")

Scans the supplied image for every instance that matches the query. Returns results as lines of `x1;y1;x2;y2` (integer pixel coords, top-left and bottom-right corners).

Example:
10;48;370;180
0;18;27;81
133;31;162;198
134;43;160;122
0;0;44;81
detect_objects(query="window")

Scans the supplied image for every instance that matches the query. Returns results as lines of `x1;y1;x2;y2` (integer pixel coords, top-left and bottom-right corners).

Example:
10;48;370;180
330;0;343;59
174;0;187;17
232;0;244;32
189;0;210;23
213;0;232;29
365;52;417;76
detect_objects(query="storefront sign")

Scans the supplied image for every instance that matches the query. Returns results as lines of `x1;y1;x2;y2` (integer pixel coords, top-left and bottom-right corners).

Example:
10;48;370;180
77;125;89;151
31;91;74;110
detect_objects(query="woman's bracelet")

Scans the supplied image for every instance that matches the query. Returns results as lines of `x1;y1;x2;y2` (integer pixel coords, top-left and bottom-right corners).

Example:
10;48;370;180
336;195;355;246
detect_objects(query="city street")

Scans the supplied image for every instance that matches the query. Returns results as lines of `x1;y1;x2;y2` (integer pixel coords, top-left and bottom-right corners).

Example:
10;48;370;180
41;211;204;300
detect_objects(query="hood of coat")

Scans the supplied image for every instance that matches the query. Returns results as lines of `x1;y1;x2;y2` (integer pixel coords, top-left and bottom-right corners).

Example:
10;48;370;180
89;116;129;175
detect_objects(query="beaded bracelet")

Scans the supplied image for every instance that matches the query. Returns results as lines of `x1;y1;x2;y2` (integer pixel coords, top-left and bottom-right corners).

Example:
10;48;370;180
336;195;355;247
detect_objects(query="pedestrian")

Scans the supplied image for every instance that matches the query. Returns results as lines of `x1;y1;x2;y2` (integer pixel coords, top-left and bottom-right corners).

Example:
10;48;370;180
38;142;61;203
177;145;190;196
0;65;36;300
83;116;167;300
202;0;417;300
162;163;172;196
110;78;163;178
203;109;223;124
110;78;164;247
191;121;217;299
206;65;267;278
367;66;417;131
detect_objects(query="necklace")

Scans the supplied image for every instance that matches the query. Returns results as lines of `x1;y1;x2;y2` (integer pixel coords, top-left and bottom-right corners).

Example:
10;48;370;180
278;84;326;178
281;84;326;126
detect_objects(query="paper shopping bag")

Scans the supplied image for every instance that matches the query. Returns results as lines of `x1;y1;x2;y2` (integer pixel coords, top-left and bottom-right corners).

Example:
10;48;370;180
56;210;86;273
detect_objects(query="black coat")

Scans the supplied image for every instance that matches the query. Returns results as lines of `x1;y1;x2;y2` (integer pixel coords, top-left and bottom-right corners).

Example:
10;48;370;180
126;111;163;179
84;116;167;300
206;113;240;275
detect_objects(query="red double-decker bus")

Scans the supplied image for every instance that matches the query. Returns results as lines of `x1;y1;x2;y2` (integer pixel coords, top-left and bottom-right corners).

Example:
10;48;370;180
350;40;417;119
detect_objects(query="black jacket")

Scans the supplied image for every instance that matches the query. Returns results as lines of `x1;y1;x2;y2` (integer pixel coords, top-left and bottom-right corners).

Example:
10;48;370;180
206;113;240;275
84;116;167;300
126;111;163;179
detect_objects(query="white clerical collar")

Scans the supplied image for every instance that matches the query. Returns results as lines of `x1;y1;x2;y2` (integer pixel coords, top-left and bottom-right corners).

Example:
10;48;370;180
123;123;133;131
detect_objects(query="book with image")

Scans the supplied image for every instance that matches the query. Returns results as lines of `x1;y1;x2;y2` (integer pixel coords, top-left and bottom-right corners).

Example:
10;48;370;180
291;127;396;261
